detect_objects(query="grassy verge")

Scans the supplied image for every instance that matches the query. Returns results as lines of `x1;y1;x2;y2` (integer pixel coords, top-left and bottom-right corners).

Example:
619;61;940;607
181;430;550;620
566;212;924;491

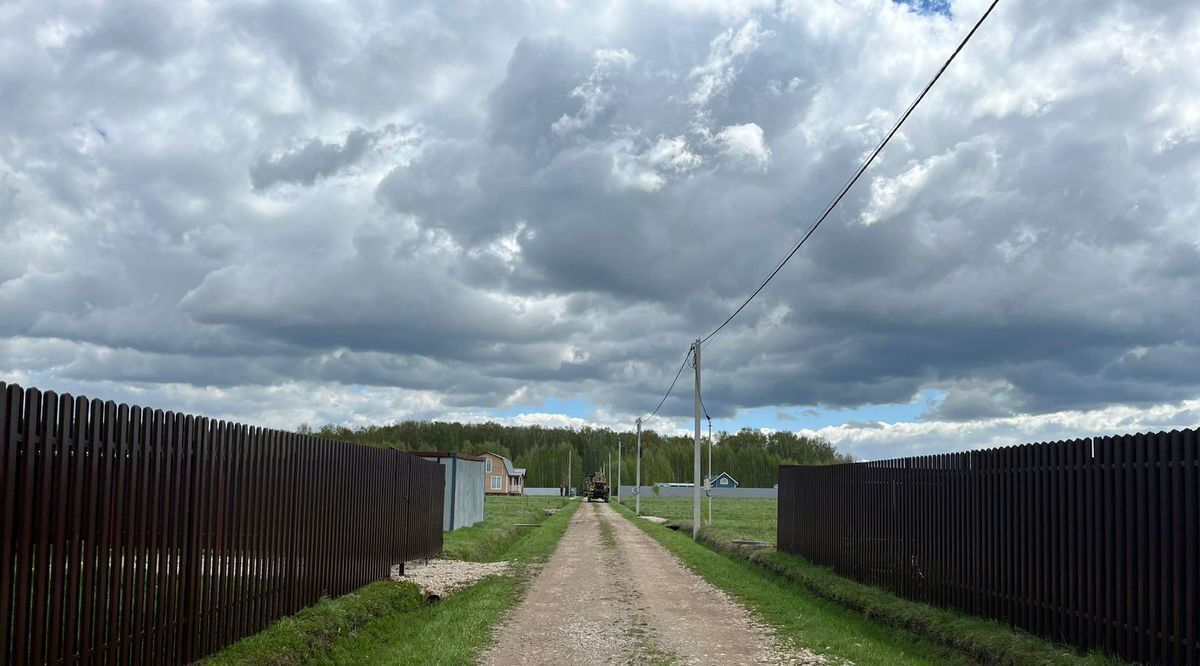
614;502;968;665
442;495;571;561
632;496;777;544
740;545;1120;665
616;502;1117;665
318;499;580;664
208;496;577;665
205;581;423;665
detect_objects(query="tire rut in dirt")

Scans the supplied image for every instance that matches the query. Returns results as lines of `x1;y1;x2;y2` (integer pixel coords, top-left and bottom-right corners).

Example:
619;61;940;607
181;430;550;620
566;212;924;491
602;503;825;665
483;502;664;665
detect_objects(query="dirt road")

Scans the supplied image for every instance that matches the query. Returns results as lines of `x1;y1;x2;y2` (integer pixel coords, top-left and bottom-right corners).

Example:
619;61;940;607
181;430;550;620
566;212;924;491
482;501;822;665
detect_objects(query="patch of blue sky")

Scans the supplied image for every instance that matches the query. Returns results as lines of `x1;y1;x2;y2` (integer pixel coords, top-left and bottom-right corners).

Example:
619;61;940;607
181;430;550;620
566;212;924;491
493;390;953;433
712;389;947;433
893;0;951;17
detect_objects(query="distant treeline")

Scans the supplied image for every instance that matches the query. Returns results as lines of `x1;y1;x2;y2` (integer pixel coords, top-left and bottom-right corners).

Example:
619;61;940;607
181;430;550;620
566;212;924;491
307;420;853;488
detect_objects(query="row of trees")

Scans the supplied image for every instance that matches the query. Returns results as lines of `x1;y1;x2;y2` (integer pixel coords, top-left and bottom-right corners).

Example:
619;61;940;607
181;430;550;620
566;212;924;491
309;420;853;488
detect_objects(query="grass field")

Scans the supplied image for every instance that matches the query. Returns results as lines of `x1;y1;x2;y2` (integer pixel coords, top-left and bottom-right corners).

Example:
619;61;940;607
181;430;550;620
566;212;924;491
442;495;572;561
628;496;777;544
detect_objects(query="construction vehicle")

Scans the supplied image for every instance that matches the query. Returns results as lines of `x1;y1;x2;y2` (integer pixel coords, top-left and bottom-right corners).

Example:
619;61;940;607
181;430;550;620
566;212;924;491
583;472;609;502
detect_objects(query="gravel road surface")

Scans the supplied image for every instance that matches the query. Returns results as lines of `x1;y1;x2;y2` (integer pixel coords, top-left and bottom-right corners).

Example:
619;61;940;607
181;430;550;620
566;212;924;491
482;501;823;665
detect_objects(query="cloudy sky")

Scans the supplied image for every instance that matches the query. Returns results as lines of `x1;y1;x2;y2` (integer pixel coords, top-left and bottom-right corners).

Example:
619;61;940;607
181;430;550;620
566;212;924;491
2;0;1198;460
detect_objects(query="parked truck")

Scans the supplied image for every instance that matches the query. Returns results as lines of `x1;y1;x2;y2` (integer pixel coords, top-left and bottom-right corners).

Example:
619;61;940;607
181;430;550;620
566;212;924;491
583;472;609;502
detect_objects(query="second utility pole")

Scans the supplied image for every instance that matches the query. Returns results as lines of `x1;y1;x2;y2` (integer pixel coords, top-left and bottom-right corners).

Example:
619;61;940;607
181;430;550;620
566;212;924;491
692;338;702;538
635;418;642;515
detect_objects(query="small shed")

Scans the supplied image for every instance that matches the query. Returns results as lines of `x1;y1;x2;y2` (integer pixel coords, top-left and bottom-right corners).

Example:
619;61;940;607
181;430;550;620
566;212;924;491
417;452;486;531
711;472;739;489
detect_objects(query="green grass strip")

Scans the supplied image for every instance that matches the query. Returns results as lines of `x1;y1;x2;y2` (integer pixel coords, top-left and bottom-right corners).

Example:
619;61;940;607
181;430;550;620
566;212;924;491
612;503;968;665
205;580;423;666
207;497;578;665
731;542;1121;665
319;499;581;664
442;495;571;562
616;501;1121;665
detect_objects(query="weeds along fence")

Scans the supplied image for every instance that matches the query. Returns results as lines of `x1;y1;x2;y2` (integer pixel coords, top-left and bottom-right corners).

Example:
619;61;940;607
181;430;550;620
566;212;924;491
778;429;1199;665
0;382;444;665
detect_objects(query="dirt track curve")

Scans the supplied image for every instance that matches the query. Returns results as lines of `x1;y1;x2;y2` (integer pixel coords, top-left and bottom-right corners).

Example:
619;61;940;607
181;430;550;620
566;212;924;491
481;501;823;665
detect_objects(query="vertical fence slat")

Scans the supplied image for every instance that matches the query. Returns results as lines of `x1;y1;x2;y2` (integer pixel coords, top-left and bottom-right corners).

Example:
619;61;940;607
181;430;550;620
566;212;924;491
0;384;18;665
183;414;205;664
1054;440;1066;641
215;419;233;656
262;429;277;630
1123;432;1142;662
1169;430;1183;664
63;396;88;664
1056;440;1067;643
100;401;123;664
230;423;248;644
133;406;154;663
115;404;140;664
29;392;58;666
1185;429;1197;666
13;388;42;663
1075;439;1087;647
79;399;105;664
145;409;167;664
46;394;72;665
1146;432;1160;664
248;426;264;636
285;432;301;614
1104;435;1117;653
161;411;183;664
1093;436;1105;651
1156;432;1171;662
1074;438;1085;645
1015;443;1027;633
245;424;261;639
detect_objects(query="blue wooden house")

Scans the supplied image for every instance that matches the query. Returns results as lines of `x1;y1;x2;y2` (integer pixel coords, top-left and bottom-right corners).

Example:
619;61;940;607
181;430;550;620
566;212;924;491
710;472;739;488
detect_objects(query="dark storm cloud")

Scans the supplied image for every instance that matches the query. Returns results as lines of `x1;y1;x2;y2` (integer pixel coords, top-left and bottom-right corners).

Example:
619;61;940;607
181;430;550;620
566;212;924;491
2;0;1199;451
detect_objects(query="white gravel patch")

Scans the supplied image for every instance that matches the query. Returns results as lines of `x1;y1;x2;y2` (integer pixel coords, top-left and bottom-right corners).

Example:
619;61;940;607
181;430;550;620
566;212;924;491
390;559;510;598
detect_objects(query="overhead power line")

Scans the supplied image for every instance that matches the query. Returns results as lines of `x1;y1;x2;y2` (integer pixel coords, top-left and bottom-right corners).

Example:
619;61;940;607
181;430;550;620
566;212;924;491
635;0;1000;426
701;0;1001;345
640;347;693;424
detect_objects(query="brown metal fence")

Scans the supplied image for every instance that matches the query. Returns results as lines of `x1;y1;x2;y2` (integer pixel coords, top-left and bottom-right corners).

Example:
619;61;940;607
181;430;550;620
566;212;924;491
0;382;444;665
778;429;1199;665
